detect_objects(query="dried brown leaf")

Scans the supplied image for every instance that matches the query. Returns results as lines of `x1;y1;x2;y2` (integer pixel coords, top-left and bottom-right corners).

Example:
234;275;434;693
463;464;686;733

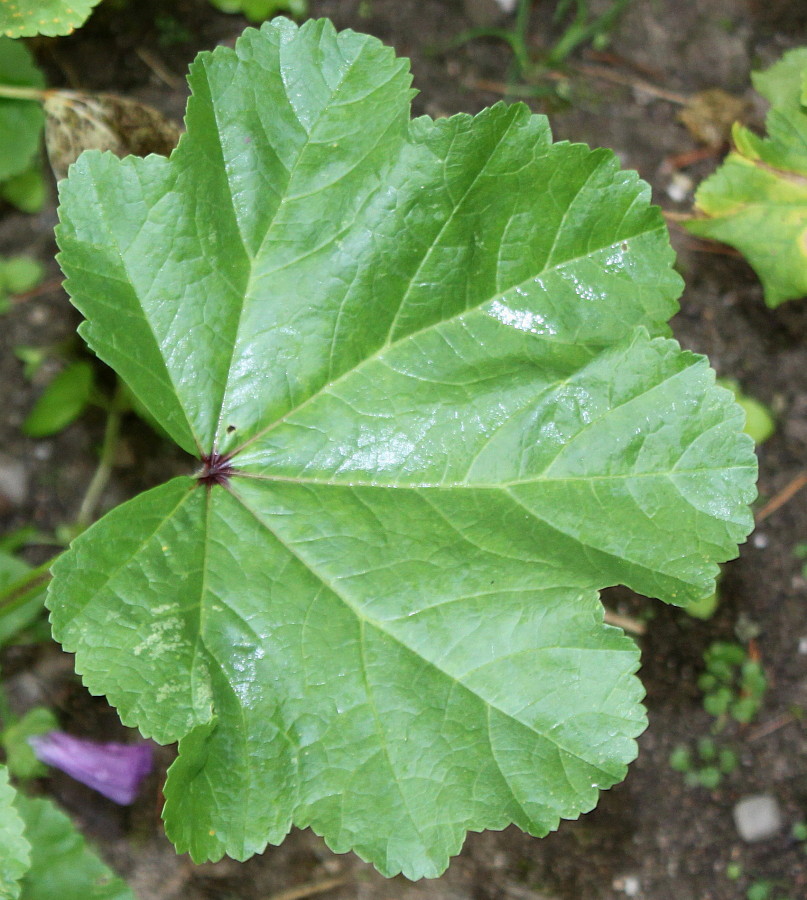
44;90;181;180
678;88;748;147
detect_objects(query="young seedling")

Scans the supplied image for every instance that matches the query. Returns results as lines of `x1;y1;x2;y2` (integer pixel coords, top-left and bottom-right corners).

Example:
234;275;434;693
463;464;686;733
699;641;767;725
452;0;632;94
668;736;738;789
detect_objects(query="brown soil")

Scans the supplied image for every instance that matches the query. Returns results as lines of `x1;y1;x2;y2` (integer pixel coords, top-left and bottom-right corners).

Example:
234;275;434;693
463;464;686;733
1;2;806;899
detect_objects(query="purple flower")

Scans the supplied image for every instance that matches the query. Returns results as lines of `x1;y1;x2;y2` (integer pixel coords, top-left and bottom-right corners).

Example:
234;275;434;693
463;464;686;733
28;731;153;805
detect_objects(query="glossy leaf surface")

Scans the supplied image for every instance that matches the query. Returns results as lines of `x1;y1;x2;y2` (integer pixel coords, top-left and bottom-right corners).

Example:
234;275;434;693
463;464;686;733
50;18;757;879
0;0;101;38
0;765;29;900
687;48;807;307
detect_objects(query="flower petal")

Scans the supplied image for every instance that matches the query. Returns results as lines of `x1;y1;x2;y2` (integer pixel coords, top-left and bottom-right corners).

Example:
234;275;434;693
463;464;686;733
28;731;153;805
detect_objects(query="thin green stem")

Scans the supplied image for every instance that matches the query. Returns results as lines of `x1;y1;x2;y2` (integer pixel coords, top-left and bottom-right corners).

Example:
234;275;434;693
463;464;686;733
0;84;47;103
75;392;123;531
0;682;13;729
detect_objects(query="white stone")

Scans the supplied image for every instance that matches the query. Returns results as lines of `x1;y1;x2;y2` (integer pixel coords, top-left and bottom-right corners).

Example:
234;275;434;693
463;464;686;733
623;875;641;896
0;454;28;506
733;794;783;842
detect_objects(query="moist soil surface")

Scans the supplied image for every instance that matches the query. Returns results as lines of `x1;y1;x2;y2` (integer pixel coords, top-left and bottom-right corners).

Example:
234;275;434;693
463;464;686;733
1;2;806;899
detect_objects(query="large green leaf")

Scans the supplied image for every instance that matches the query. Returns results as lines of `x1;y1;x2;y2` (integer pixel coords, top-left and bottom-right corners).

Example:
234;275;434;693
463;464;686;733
50;18;757;879
0;37;44;182
0;765;29;900
687;48;807;307
0;0;101;38
14;795;133;900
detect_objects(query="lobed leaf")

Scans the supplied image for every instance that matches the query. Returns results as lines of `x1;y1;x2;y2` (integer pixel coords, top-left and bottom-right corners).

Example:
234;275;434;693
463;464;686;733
0;0;101;38
687;48;807;307
50;18;757;878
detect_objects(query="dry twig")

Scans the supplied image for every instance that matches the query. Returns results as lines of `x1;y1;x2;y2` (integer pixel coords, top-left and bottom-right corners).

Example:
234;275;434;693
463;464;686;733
266;875;351;900
755;472;807;523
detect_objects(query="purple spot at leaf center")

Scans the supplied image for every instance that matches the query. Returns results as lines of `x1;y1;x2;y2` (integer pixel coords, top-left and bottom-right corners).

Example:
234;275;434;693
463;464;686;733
198;451;236;487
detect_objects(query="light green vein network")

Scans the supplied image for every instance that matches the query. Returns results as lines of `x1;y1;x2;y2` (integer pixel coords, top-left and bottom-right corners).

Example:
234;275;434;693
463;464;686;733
49;17;757;879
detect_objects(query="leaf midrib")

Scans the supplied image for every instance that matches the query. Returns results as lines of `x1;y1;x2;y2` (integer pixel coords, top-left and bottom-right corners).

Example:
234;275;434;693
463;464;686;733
227;482;630;785
225;221;669;462
209;35;402;445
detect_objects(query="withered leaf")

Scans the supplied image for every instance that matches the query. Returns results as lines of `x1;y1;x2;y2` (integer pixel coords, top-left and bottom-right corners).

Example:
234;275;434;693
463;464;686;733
44;90;181;180
678;88;748;147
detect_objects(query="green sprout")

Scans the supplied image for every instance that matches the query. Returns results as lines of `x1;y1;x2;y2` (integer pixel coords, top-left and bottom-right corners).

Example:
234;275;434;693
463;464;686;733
451;0;632;95
668;737;738;789
699;641;767;725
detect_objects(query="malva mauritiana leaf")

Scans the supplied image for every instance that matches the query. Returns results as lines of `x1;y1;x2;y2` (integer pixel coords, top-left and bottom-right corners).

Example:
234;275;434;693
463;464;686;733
13;794;134;900
50;17;757;879
0;37;44;182
0;0;101;38
687;48;807;307
0;764;30;900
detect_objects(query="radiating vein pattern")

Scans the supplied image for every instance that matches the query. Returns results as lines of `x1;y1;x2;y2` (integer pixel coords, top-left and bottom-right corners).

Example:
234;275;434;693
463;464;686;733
51;16;757;881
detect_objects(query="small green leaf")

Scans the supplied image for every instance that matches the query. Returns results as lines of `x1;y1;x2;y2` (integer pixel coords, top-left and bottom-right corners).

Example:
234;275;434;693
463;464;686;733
718;748;738;774
0;552;47;649
747;881;774;900
686;590;719;620
210;0;308;20
704;688;732;717
717;379;775;444
14;794;134;900
0;0;102;38
22;361;93;438
1;165;47;215
49;18;757;878
697;736;717;761
1;257;44;296
2;708;58;780
668;744;691;773
686;48;807;307
726;862;743;880
0;38;45;182
0;764;30;900
696;766;721;790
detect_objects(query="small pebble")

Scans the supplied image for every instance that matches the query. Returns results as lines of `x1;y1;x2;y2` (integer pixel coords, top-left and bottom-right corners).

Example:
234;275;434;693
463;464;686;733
733;794;783;842
623;875;641;896
752;532;769;549
613;876;641;896
799;637;807;655
0;454;29;507
666;172;694;202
